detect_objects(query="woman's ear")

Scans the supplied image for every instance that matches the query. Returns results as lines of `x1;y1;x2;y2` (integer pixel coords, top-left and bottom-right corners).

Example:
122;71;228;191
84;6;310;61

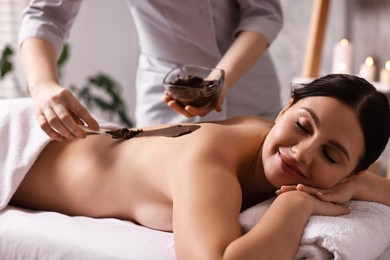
276;98;294;123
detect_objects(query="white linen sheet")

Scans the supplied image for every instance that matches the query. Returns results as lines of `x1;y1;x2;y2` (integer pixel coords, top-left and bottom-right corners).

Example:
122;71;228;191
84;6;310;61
0;206;175;260
2;204;390;260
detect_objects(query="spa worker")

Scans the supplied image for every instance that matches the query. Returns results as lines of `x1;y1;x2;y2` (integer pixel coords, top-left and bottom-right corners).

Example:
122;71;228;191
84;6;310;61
18;0;283;141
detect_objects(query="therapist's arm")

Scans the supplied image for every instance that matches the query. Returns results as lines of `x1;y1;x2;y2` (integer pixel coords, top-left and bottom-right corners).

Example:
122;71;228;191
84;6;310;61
166;30;268;117
213;30;268;110
21;38;99;141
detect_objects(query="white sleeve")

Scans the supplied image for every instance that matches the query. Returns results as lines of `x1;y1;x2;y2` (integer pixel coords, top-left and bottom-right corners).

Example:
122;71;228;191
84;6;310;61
18;0;83;57
234;0;283;45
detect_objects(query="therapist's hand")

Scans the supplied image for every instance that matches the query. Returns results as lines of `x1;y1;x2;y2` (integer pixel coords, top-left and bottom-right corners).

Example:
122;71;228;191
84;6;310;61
163;85;227;118
30;82;99;141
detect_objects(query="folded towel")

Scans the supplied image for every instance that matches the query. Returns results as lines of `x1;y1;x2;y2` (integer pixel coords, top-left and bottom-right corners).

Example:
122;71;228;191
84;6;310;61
239;197;390;260
0;98;118;211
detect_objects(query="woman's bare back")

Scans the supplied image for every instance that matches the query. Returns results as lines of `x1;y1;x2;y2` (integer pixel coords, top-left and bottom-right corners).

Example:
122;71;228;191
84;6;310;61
10;117;272;231
10;132;180;230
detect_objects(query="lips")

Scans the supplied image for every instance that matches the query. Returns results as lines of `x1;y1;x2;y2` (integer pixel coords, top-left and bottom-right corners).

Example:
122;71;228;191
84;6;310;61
278;151;307;179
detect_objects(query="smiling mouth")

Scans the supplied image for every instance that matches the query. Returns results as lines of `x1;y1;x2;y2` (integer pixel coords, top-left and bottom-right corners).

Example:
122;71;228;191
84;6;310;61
278;152;307;179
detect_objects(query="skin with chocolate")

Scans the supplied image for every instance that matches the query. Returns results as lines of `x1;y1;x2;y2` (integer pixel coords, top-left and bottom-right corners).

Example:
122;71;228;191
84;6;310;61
10;75;390;259
106;125;201;139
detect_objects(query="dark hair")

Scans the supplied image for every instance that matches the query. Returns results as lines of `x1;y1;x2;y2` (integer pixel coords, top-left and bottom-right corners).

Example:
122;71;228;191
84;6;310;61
290;74;390;173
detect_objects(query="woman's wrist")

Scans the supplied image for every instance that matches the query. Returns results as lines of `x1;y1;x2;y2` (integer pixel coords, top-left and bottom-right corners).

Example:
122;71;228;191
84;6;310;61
351;171;390;205
275;191;314;216
350;172;371;201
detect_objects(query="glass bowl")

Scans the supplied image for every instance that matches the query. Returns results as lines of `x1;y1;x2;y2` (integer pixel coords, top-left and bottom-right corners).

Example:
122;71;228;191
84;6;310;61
163;65;225;108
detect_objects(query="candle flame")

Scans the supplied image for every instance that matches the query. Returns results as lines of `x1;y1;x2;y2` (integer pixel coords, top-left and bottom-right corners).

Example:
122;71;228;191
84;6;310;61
340;39;349;47
338;63;346;72
386;60;390;70
365;56;374;66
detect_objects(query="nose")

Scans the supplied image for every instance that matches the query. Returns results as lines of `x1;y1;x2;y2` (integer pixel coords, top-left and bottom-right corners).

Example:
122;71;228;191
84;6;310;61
291;141;315;165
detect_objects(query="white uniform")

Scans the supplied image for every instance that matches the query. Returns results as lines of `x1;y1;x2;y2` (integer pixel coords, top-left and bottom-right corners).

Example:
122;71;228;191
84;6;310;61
19;0;283;126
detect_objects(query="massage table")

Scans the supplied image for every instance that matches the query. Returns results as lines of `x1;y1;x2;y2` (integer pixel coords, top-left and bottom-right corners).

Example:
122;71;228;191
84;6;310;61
0;206;175;259
2;199;390;260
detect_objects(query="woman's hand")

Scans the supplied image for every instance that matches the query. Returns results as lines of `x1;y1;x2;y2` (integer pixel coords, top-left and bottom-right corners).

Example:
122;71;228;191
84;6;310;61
276;181;356;205
31;83;99;141
277;191;351;217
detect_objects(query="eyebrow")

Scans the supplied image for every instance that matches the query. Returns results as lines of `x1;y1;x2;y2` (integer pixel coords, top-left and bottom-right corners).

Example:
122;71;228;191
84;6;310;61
300;107;351;162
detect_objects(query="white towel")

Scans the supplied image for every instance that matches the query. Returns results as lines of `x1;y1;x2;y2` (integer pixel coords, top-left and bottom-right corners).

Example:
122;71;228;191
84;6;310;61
0;98;118;211
0;98;51;210
239;197;390;260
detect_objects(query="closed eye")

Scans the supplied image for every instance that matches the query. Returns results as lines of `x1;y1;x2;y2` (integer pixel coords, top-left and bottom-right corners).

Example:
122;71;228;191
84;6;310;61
295;121;310;134
322;147;337;164
296;120;338;164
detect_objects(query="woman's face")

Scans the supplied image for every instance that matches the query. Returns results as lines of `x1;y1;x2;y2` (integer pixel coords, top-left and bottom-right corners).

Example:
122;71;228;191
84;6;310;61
262;96;364;189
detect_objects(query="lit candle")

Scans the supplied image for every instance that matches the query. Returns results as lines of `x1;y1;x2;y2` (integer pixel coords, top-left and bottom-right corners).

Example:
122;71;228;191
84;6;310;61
380;60;390;85
332;39;353;74
359;56;376;82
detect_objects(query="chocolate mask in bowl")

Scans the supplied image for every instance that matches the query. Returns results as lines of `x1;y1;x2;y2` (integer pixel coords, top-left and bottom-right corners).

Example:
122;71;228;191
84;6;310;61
163;65;225;108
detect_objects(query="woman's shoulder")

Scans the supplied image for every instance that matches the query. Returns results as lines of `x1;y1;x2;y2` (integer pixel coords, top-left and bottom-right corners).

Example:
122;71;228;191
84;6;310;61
201;115;273;130
193;116;272;147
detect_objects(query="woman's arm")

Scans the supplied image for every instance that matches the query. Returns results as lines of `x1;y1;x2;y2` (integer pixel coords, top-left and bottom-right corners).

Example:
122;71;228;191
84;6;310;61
172;159;349;259
225;191;349;260
277;171;390;207
173;176;348;260
349;172;390;205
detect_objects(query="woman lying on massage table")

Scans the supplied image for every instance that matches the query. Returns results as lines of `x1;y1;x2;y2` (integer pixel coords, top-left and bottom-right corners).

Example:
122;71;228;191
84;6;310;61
10;74;390;259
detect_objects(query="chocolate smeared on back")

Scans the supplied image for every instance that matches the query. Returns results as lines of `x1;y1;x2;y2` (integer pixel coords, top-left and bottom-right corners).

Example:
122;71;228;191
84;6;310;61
105;124;201;140
106;128;143;139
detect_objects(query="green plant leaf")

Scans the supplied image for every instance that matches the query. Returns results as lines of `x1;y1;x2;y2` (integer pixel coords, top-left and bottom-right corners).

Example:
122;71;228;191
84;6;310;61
0;46;14;79
57;43;70;68
2;46;13;57
0;62;13;78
